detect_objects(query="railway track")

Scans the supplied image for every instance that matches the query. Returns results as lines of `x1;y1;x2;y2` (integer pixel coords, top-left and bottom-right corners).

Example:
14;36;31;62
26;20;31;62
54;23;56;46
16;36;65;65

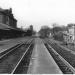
11;42;34;74
44;39;75;74
0;38;34;74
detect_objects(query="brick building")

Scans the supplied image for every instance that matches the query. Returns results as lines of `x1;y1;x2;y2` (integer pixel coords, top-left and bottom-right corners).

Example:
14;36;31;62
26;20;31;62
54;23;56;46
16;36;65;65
0;8;17;28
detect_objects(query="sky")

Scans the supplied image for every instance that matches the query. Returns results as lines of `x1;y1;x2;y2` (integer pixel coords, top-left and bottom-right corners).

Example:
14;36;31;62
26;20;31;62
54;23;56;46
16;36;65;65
0;0;75;31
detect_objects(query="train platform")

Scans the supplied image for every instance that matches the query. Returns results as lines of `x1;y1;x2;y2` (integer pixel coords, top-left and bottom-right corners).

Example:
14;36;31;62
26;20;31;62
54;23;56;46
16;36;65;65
27;38;62;74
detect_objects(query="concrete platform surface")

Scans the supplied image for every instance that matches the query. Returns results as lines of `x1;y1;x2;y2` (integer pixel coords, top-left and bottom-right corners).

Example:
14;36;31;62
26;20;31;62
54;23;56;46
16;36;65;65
27;38;62;74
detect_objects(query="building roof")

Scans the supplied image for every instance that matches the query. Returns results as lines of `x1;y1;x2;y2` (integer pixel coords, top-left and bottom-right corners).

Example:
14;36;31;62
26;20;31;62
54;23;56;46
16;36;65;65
0;8;3;11
67;23;75;28
0;23;13;30
0;23;25;33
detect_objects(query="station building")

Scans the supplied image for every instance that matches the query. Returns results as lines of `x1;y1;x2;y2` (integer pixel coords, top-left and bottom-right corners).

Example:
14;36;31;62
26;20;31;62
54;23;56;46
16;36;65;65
0;7;26;39
0;8;17;28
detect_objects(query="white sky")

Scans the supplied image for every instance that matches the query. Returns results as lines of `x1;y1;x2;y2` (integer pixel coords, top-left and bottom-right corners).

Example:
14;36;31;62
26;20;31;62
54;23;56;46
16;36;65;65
0;0;75;31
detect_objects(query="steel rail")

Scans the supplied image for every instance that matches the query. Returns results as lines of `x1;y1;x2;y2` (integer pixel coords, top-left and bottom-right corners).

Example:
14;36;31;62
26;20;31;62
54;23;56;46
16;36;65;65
0;38;33;59
0;44;22;59
11;41;33;74
47;43;75;73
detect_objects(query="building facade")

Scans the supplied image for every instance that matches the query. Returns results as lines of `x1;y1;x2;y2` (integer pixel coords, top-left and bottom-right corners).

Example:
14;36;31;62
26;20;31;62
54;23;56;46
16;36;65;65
63;24;75;44
0;8;17;28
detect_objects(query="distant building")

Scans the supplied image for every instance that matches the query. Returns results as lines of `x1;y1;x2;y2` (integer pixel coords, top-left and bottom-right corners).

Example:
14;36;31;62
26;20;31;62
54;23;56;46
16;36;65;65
63;31;73;43
29;25;33;31
63;24;75;44
0;8;17;28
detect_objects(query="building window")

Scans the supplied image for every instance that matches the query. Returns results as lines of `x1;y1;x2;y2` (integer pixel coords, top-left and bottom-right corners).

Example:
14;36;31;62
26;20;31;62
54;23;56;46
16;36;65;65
6;16;9;25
